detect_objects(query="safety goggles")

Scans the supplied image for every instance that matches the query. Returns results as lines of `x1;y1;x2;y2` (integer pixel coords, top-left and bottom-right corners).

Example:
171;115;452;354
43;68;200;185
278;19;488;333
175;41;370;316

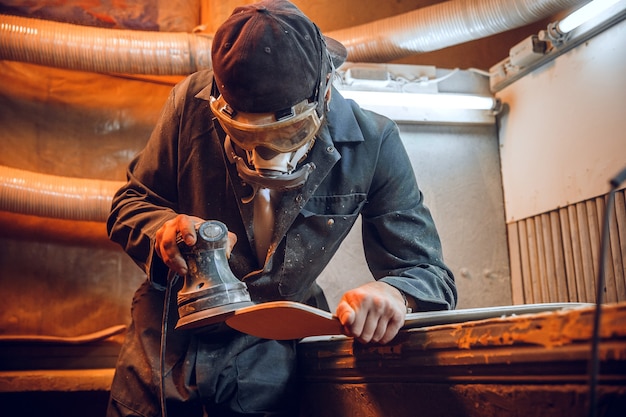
210;95;322;153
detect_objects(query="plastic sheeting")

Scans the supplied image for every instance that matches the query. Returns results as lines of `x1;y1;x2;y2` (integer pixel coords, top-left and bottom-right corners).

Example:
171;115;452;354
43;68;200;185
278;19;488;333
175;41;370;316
0;61;176;180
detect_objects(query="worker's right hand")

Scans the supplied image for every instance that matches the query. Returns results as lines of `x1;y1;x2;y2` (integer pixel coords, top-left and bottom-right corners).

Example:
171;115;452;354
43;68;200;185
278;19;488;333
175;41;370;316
155;214;237;276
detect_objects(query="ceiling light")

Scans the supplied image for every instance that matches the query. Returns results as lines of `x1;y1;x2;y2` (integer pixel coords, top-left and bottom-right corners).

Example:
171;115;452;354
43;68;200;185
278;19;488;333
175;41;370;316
547;0;624;42
339;90;497;110
338;90;499;125
558;0;621;33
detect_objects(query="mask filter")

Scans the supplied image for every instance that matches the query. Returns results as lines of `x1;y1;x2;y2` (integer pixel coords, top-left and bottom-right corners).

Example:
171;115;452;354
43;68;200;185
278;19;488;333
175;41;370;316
224;136;315;202
245;139;313;174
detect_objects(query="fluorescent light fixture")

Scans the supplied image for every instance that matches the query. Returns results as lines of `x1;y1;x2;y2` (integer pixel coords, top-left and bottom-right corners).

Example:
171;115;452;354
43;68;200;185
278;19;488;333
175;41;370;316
333;64;497;124
558;0;621;33
337;89;498;125
491;0;625;91
339;90;497;110
544;0;626;43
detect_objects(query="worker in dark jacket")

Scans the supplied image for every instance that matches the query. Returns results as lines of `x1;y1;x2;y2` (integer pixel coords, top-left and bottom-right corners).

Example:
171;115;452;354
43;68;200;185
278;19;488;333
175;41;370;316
106;1;456;416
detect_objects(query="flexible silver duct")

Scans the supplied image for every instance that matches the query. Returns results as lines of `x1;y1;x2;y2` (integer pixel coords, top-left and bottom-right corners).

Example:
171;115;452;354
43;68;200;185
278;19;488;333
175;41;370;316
327;0;588;62
0;0;588;223
0;14;212;75
0;166;123;222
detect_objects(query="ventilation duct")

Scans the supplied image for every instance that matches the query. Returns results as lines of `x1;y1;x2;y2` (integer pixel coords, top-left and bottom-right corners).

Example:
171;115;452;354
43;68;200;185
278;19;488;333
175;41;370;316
0;14;212;75
0;166;123;222
328;0;587;62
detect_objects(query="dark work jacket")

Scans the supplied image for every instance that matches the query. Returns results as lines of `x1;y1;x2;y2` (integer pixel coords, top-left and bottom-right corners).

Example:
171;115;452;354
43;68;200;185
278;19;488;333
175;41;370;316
107;70;457;312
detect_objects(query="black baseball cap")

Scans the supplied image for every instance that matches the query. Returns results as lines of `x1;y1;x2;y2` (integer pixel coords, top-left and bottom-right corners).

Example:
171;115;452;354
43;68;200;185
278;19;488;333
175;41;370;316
211;0;347;113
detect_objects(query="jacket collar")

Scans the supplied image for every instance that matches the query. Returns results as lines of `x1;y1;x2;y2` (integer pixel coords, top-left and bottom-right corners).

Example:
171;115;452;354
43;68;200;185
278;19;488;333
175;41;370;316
325;87;365;144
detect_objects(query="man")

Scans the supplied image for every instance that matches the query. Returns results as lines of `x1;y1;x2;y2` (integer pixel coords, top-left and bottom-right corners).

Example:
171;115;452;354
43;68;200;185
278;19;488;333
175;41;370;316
107;0;457;416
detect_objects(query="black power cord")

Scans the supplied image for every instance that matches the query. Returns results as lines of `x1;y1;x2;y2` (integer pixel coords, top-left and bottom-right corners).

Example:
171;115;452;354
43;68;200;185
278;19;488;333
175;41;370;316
587;166;626;417
160;272;179;417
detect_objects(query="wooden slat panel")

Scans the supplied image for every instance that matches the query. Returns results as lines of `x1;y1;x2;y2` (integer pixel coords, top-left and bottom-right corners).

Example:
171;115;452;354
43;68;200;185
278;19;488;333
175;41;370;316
518;219;534;304
507;190;626;305
596;196;617;303
586;199;603;302
526;217;543;303
541;213;557;302
613;190;626;301
559;207;579;302
507;222;525;305
549;211;569;301
577;202;597;302
534;215;549;303
568;204;589;301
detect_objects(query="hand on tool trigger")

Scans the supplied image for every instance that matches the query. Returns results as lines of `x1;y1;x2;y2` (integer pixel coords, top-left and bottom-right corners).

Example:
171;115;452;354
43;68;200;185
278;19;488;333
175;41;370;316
155;214;238;276
336;281;407;344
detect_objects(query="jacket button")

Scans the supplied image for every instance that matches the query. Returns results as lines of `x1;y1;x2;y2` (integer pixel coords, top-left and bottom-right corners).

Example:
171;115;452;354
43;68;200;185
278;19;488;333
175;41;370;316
327;219;335;226
326;146;335;153
295;194;303;203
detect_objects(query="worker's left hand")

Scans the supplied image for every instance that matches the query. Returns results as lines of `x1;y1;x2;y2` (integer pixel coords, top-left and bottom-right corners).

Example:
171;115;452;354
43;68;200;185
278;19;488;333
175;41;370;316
336;281;406;344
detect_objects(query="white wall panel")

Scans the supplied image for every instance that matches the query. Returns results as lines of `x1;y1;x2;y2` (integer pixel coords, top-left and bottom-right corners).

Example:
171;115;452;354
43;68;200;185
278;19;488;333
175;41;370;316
497;18;626;222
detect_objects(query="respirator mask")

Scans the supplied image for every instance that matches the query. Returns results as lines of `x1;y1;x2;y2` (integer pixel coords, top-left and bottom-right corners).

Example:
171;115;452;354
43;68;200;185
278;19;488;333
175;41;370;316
211;94;322;201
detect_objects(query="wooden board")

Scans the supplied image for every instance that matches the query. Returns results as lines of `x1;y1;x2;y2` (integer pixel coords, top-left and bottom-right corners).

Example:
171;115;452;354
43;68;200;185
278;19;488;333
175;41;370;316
225;301;592;340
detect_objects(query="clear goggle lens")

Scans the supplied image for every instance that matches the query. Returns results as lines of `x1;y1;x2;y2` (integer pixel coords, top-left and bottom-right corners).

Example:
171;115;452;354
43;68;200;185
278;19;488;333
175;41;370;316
210;95;322;153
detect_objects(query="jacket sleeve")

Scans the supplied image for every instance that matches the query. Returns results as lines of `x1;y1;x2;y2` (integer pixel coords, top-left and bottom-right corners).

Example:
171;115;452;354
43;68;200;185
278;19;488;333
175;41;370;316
106;86;183;285
361;120;457;311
